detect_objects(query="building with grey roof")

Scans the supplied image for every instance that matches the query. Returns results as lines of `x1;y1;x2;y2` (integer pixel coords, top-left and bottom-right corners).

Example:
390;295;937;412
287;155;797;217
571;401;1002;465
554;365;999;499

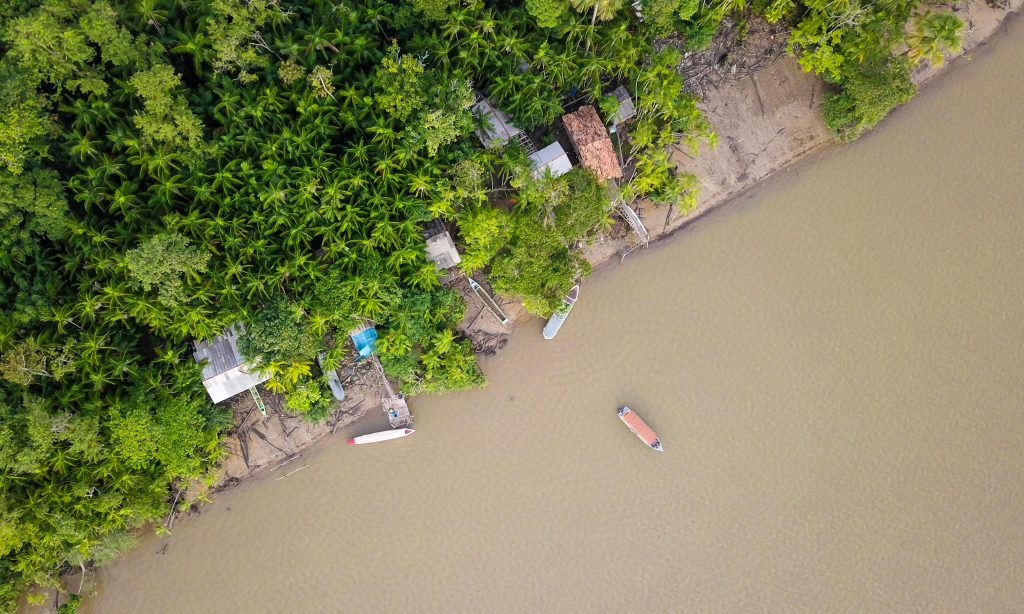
192;325;271;403
424;230;462;270
609;86;637;132
473;98;522;148
529;142;573;179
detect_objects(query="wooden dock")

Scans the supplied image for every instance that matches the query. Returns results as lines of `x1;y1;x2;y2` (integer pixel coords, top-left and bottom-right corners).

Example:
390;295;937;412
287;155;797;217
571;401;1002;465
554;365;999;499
383;394;412;428
372;355;413;428
467;277;510;326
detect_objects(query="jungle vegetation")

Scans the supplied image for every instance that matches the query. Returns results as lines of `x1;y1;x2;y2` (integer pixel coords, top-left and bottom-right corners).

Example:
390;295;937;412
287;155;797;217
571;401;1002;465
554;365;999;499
0;0;964;607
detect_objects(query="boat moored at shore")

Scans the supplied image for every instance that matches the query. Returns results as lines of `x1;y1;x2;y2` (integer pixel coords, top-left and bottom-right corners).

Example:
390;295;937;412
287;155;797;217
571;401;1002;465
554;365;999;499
543;284;580;339
617;407;663;451
348;429;415;445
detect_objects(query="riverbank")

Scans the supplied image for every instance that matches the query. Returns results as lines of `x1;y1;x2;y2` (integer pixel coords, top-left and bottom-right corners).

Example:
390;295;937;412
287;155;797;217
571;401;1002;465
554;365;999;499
205;0;1020;500
81;22;1024;609
582;0;1023;266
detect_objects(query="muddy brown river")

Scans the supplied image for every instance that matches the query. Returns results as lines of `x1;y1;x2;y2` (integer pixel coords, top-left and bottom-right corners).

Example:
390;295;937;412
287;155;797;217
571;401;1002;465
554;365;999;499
86;29;1024;613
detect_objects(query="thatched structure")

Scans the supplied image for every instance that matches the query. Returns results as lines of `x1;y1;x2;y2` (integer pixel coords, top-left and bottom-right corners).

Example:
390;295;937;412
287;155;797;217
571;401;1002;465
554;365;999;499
561;105;622;182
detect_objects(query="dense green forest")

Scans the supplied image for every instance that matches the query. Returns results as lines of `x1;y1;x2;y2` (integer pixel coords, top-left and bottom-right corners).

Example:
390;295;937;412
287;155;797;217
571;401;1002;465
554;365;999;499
0;0;962;608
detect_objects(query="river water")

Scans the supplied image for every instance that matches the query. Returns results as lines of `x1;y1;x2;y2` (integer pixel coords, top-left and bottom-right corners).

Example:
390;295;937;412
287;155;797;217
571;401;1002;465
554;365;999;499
86;30;1024;613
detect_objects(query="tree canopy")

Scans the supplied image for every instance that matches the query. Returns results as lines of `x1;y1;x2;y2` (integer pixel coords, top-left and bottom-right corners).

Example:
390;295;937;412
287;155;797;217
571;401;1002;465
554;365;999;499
0;0;965;606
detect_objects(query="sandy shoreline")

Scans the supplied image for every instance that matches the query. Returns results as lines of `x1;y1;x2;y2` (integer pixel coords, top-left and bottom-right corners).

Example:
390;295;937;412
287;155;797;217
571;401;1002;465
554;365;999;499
208;0;1020;490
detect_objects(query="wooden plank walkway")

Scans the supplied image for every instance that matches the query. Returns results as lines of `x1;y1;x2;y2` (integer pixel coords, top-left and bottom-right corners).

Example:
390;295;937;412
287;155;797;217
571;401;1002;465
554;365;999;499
371;355;413;428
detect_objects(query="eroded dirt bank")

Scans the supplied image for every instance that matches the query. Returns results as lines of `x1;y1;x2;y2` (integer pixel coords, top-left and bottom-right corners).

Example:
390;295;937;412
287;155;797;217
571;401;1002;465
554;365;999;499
212;0;1021;489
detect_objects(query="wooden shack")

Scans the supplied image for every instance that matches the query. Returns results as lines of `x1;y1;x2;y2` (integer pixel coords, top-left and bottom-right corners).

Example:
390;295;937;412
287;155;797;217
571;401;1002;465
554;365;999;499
424;230;462;270
473;98;522;148
529;141;573;179
609;86;636;130
561;105;622;182
192;325;271;403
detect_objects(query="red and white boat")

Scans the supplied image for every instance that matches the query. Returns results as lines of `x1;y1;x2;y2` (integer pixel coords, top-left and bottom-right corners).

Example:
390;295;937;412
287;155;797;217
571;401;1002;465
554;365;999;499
347;428;415;445
618;407;663;451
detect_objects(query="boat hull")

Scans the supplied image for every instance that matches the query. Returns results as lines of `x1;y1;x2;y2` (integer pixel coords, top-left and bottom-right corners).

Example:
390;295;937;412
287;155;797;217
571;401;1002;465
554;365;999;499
618;407;663;451
348;428;415;445
543;284;579;339
542;312;569;339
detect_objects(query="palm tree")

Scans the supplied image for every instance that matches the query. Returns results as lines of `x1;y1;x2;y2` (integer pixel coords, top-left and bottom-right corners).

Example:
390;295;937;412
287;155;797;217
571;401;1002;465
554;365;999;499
906;11;964;68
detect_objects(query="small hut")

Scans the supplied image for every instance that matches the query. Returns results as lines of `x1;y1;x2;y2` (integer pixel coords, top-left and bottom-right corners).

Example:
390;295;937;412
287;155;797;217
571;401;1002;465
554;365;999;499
424;230;462;270
350;325;378;359
473;98;522;148
608;86;636;132
529;142;573;179
562;105;623;182
192;325;271;403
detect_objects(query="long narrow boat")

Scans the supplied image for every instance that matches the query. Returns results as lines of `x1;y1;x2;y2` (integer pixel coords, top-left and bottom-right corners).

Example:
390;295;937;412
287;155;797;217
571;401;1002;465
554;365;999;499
617;407;663;451
467;277;510;326
347;428;415;445
542;283;580;339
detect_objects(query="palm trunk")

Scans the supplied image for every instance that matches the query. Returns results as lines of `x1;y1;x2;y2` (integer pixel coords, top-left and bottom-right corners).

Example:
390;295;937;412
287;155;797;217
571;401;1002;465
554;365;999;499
585;4;599;55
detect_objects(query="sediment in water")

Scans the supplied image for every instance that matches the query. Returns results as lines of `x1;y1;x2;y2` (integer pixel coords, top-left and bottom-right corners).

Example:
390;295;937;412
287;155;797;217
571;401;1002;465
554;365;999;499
212;0;1021;489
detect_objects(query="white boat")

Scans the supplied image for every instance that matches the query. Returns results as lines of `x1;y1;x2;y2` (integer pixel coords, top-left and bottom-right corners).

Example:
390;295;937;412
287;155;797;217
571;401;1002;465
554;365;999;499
542;284;580;339
347;428;415;445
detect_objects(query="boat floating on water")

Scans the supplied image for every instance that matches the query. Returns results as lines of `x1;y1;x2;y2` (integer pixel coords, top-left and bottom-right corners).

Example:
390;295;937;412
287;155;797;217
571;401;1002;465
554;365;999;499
347;428;415;445
618;407;663;451
542;283;580;339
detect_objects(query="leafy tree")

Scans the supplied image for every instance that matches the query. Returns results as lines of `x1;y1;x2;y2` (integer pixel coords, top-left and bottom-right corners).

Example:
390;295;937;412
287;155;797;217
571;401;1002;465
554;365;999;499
284;377;334;422
373;46;427;122
57;593;81;614
408;0;459;21
570;0;626;24
641;0;699;37
125;232;210;308
129;64;204;152
0;339;75;386
457;205;514;273
526;0;570;28
239;298;322;370
278;59;305;85
2;0;103;94
308;65;336;99
0;168;68;264
411;77;475;156
203;0;279;78
0;74;53;175
489;169;609;315
906;11;963;68
108;407;159;470
823;54;916;141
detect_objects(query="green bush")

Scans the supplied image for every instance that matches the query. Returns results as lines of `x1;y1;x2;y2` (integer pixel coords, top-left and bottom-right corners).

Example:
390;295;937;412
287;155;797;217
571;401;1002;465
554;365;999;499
823;56;916;142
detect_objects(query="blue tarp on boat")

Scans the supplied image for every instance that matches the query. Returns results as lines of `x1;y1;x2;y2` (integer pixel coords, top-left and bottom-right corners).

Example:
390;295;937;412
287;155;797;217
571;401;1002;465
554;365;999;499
350;326;378;358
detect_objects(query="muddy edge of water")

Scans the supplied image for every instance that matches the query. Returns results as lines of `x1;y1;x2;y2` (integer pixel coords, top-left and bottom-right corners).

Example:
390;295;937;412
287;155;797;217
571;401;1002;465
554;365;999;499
75;17;1024;614
206;8;1024;490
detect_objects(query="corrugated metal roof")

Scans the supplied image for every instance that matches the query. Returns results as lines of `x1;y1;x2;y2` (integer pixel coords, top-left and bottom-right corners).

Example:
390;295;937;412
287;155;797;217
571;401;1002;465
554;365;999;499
612;86;636;125
473;98;522;148
529;142;573;179
192;324;272;403
425;231;462;269
201;366;271;404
